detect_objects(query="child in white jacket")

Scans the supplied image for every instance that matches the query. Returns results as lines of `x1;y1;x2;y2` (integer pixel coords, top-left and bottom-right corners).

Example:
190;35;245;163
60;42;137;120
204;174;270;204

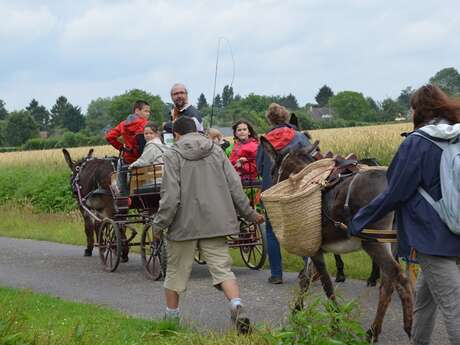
129;122;166;168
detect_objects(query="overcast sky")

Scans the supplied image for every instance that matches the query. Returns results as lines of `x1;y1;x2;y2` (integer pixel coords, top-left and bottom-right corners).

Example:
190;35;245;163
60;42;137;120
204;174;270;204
1;0;459;112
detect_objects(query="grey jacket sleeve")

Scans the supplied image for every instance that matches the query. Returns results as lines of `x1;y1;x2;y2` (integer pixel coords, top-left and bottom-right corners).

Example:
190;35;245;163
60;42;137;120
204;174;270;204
222;154;258;222
129;144;163;168
152;151;180;232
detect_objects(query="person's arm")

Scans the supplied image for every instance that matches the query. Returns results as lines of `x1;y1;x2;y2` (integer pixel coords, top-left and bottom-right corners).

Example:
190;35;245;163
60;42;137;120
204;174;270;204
152;152;181;233
348;137;423;235
129;144;153;168
222;153;258;222
105;123;123;151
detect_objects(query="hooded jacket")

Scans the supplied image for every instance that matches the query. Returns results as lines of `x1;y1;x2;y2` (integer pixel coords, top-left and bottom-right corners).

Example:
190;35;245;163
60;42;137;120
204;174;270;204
229;138;259;180
152;132;258;241
349;120;460;258
129;138;166;169
106;114;148;163
256;124;311;191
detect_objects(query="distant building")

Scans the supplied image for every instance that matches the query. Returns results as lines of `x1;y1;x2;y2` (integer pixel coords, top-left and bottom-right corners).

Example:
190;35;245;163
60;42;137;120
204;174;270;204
39;131;48;139
309;106;333;120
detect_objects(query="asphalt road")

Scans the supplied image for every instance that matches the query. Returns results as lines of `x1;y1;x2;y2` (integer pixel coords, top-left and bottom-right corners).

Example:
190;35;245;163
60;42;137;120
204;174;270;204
0;237;449;344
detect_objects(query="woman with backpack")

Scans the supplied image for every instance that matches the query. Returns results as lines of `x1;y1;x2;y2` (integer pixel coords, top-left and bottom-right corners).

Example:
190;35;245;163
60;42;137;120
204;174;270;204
348;84;460;345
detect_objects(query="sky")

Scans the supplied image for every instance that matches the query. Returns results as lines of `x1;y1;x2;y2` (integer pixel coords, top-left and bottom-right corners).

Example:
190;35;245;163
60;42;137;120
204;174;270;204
1;0;459;112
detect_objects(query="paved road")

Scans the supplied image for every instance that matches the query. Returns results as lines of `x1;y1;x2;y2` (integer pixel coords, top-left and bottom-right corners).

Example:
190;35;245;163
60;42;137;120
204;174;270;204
0;237;449;344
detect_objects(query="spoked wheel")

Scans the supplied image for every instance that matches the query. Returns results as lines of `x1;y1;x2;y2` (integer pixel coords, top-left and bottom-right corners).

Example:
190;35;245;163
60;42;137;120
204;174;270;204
194;249;207;265
98;218;122;272
140;224;167;280
239;220;267;270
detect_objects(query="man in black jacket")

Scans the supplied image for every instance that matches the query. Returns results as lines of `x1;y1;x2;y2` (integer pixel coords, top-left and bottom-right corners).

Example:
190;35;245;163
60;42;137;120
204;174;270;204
164;83;204;133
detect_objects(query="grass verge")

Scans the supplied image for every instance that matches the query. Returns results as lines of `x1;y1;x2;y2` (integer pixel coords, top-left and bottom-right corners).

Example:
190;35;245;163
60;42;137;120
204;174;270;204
0;286;369;345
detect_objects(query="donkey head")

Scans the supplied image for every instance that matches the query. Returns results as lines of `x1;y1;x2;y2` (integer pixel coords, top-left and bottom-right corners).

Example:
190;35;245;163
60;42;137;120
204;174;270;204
260;136;320;184
62;148;94;173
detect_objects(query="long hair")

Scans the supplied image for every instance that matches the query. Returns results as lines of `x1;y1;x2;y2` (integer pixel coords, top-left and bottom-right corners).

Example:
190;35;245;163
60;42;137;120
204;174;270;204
411;84;460;129
232;120;258;141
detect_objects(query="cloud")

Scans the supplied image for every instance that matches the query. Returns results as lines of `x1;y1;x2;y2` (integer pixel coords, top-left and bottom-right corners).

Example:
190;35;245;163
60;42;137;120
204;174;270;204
1;0;460;112
0;3;57;39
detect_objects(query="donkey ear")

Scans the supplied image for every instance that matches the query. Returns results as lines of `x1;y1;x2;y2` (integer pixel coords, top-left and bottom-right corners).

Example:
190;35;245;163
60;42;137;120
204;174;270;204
87;148;94;158
302;130;311;140
260;136;278;164
62;149;75;171
289;113;299;129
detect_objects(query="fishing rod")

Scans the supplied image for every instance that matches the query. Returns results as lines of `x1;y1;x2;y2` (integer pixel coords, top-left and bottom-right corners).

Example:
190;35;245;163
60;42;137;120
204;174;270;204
210;37;235;128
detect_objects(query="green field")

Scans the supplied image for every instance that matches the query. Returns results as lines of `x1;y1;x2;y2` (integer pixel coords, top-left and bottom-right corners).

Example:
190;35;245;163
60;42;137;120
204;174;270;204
0;123;411;279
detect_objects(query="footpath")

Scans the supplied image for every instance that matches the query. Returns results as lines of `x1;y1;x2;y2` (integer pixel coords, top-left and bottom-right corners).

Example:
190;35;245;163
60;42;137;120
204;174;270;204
0;237;448;344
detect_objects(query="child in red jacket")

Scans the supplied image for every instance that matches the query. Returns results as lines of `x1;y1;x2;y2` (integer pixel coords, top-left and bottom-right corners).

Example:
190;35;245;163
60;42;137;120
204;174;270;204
229;120;259;181
106;100;150;164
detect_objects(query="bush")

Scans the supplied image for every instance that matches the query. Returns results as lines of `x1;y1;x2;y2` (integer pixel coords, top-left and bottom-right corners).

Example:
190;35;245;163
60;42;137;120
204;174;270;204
0;146;20;152
22;133;106;150
267;296;369;345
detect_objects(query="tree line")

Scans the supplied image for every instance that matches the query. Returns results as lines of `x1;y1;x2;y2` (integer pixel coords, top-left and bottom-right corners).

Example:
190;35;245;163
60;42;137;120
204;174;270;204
0;67;459;150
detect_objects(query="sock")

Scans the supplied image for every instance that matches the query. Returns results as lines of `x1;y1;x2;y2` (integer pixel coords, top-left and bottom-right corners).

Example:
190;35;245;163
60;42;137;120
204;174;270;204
165;307;180;319
229;298;242;310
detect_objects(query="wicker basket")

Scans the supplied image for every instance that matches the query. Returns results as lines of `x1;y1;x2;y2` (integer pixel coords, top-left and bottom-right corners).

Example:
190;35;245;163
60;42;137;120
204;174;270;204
261;159;335;256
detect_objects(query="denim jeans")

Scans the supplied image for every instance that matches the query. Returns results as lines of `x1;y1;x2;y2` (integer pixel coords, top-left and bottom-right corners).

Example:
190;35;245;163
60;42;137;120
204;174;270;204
264;216;283;278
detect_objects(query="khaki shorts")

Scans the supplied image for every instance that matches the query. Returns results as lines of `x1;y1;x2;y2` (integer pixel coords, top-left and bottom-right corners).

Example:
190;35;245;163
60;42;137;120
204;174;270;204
164;237;236;293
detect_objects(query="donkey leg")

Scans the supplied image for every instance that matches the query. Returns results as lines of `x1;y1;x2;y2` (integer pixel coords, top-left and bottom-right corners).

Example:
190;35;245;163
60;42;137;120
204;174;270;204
295;252;336;310
83;212;94;256
334;254;346;283
362;243;395;343
367;260;381;287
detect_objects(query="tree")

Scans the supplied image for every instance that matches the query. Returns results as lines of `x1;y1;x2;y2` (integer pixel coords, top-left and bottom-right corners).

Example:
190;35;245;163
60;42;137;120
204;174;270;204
5;110;39;146
85;97;113;133
213;94;223;108
397;86;414;109
197;93;208;111
328;91;372;121
110;89;165;124
26;99;50;131
0;100;7;120
315;85;334;107
429;67;460;96
380;98;406;122
50;96;85;132
277;94;299;109
222;85;234;107
234;94;242;101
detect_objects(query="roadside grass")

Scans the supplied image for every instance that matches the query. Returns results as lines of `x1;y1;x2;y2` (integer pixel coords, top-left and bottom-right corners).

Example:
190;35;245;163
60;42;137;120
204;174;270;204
0;204;372;280
0;286;369;345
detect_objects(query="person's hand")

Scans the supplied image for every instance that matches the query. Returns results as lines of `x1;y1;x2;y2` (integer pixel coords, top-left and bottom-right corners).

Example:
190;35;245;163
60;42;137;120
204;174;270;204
255;213;265;224
238;157;248;163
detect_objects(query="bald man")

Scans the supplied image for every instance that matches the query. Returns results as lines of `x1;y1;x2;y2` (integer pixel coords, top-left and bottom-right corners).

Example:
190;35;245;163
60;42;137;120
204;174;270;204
164;83;204;133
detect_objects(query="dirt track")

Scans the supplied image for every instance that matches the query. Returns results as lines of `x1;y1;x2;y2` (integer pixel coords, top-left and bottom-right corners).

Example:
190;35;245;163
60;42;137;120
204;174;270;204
0;237;449;344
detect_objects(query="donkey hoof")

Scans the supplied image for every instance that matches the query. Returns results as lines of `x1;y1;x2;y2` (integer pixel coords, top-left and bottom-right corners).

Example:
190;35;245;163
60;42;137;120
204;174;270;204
84;249;92;257
335;273;346;283
366;328;378;343
367;279;377;287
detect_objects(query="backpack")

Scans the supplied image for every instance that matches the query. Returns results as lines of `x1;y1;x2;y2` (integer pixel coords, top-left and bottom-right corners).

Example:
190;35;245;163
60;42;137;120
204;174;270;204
412;131;460;235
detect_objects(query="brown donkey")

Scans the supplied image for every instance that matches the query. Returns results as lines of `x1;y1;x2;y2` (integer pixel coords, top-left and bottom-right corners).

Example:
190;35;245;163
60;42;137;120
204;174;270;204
260;137;413;343
62;149;116;257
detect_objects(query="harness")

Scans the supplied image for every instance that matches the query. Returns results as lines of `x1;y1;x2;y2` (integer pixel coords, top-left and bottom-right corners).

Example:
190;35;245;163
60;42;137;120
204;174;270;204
294;150;397;244
71;156;116;222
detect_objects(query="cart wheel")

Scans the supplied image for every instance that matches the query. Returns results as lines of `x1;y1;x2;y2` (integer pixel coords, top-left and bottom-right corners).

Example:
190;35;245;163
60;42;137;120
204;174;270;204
98;218;122;272
240;221;267;270
194;249;207;265
141;224;167;280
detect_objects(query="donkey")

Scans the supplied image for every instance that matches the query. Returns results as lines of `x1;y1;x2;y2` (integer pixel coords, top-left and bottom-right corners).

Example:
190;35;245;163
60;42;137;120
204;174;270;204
260;137;413;343
62;149;117;257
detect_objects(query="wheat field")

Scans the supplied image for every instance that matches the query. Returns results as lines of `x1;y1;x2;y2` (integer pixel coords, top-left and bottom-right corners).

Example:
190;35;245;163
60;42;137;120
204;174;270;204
0;122;412;168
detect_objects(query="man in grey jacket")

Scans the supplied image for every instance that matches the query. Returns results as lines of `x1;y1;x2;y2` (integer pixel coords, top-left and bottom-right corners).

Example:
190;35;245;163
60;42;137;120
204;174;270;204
152;116;264;333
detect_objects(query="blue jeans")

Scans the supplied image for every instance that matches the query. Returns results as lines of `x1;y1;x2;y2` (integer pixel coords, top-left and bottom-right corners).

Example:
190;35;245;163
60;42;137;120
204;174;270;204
265;215;283;278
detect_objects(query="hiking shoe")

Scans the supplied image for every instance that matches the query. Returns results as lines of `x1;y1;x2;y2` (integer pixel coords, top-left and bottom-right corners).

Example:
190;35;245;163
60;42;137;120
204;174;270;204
268;276;283;284
230;305;251;335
